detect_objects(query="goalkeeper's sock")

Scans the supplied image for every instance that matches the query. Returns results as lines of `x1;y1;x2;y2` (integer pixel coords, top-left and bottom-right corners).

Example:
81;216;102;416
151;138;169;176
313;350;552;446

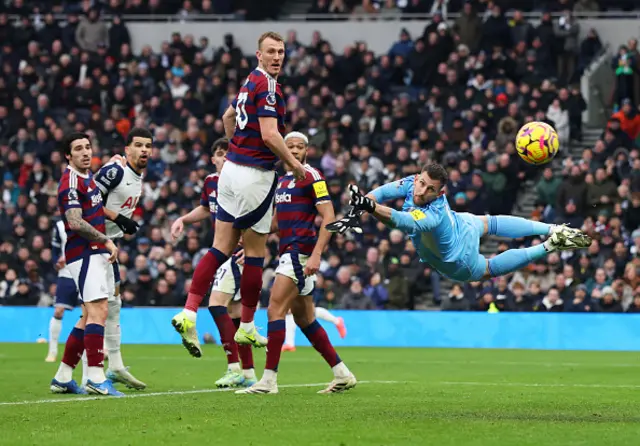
487;216;551;238
487;244;548;277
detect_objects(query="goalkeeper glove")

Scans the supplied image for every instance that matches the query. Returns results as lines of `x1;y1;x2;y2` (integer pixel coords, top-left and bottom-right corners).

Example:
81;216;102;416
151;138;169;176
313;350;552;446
114;214;140;235
325;208;364;234
348;184;376;213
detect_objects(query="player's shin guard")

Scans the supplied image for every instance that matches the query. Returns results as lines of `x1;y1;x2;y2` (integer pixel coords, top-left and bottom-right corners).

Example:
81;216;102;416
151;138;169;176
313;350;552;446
84;324;106;383
186;248;229;312
487;244;548;277
487;215;551;238
48;316;62;357
105;298;124;371
209;306;239;366
265;320;286;373
232;318;254;371
240;257;264;324
301;320;342;368
284;313;296;348
55;327;85;382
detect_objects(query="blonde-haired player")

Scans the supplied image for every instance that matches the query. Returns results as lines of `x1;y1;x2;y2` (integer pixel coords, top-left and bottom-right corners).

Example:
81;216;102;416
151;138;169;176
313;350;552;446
172;31;307;352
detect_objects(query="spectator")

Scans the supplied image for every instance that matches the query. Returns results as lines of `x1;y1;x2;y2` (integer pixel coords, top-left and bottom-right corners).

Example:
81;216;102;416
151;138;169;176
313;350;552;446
534;288;564;312
547;99;570;146
454;1;482;52
75;8;108;52
597;286;624;312
565;284;593;312
340;279;374;310
554;11;580;84
536;167;562;210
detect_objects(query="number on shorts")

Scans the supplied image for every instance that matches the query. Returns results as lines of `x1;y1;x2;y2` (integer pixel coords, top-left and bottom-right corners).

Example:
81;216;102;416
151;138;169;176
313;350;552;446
235;92;249;130
213;268;226;288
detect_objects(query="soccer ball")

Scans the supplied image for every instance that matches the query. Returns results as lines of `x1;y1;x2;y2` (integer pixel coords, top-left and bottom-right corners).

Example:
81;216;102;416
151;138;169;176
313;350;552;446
515;121;560;165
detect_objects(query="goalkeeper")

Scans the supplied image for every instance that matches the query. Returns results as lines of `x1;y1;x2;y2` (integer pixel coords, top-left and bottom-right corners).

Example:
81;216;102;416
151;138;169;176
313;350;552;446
327;163;592;282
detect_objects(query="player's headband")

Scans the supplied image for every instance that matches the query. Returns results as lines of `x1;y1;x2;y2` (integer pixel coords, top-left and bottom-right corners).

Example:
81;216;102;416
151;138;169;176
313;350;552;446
284;132;309;145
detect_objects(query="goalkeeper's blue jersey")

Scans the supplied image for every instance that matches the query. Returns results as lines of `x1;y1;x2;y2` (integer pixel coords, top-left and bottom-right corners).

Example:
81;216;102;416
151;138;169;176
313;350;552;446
371;175;483;281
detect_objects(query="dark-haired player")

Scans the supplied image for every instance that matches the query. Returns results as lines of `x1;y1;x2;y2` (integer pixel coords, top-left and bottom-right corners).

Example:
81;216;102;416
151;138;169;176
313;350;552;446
328;163;592;282
92;127;151;390
172;31;307;352
171;138;256;387
237;132;356;395
51;132;121;396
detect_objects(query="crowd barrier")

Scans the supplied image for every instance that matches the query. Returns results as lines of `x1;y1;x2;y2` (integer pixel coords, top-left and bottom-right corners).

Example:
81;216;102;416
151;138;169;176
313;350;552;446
1;307;639;351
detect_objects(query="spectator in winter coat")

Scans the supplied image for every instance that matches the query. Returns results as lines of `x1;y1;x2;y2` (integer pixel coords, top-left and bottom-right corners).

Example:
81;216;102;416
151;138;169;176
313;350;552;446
557;166;589;216
75;8;108;52
587;168;618;217
534;288;564;312
388;28;414;60
547;99;570;145
610;99;640;141
454;1;482;52
536;167;562;208
596;286;624;312
340;279;375;310
565;284;593;312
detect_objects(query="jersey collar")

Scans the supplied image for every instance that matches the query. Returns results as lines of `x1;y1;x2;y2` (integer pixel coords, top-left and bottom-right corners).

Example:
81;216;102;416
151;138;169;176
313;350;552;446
67;165;89;179
256;66;276;82
126;161;143;178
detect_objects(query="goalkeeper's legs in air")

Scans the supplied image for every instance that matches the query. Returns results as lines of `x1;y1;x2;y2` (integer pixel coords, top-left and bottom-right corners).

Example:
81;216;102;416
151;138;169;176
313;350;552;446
466;214;592;280
172;220;241;357
291;296;356;394
208;270;256;388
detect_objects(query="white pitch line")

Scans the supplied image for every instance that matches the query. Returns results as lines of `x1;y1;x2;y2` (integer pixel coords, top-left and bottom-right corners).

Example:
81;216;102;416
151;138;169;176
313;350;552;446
131;356;640;369
440;381;640;389
0;380;403;407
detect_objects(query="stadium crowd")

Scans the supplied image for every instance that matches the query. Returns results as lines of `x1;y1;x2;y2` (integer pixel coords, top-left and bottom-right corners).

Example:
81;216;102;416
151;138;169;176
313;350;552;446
0;0;639;314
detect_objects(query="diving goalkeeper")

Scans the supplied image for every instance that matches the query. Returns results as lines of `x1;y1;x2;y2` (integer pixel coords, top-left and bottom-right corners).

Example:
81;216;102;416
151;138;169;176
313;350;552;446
326;164;592;282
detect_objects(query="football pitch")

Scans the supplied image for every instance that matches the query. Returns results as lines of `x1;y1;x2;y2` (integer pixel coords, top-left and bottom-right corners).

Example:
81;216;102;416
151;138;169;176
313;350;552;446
1;344;640;445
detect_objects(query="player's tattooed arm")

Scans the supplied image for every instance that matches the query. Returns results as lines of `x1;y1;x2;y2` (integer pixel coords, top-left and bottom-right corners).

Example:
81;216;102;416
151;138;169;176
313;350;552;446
65;208;109;243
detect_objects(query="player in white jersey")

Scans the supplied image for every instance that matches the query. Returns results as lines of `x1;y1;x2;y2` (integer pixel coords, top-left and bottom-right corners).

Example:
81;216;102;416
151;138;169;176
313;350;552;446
93;127;152;390
45;219;81;362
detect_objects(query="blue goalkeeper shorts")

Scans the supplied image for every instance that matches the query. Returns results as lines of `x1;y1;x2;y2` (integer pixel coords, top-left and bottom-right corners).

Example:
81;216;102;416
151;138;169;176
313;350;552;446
454;213;489;282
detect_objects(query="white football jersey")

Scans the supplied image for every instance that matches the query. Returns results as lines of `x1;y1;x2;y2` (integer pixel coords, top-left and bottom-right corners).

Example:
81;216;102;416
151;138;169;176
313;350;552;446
52;219;72;278
95;161;143;239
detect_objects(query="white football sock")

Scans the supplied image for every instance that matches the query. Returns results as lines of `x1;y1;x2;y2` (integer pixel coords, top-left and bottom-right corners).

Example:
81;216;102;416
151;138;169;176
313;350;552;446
315;307;339;325
48;317;62;356
105;297;124;371
183;309;197;322
228;362;241;372
262;369;277;383
332;362;350;379
54;362;73;383
239;321;255;332
243;368;256;380
284;313;296;347
81;351;88;386
87;366;106;384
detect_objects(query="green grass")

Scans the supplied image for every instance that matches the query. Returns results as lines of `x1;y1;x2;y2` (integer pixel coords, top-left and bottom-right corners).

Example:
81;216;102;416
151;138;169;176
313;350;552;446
2;344;640;445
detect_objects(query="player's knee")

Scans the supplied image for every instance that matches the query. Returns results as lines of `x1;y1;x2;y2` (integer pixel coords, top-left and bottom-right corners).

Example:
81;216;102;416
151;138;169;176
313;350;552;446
228;301;241;319
209;292;229;307
241;229;268;257
86;299;109;324
267;298;289;321
53;307;65;319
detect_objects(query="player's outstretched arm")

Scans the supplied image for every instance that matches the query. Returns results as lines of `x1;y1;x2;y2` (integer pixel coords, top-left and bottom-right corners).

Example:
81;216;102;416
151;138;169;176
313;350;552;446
222;105;236;139
368;179;411;204
65;208;110;243
258;117;306;181
171;205;210;241
306;201;336;276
